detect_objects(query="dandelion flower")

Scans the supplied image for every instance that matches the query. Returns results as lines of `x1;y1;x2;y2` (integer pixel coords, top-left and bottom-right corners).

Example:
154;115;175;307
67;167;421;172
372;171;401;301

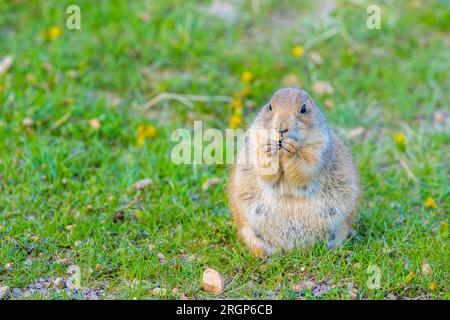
233;105;244;116
79;62;88;72
42;26;62;41
241;86;252;97
49;26;62;40
424;197;437;209
292;46;304;57
241;71;253;83
405;271;415;284
441;221;449;239
231;98;243;110
429;282;437;291
137;124;157;146
394;133;406;145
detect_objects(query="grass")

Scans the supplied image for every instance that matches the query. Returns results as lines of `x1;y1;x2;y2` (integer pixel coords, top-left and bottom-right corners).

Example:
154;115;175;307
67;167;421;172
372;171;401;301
0;0;449;300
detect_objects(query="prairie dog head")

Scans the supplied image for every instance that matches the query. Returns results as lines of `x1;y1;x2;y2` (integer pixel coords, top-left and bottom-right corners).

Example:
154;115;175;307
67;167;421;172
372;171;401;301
256;87;330;146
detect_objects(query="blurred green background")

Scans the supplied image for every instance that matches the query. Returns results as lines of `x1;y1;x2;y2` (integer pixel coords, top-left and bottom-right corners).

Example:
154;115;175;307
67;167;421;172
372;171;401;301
0;0;448;300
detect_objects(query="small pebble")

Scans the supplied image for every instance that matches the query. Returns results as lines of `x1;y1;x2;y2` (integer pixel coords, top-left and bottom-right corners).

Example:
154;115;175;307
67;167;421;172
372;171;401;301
201;268;224;295
22;117;33;127
422;263;432;276
0;286;10;299
12;288;23;297
133;178;153;191
294;280;315;292
151;288;167;296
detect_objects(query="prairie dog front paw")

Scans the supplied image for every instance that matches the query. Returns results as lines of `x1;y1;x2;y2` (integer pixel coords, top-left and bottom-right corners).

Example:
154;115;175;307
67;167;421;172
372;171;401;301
261;140;279;157
256;141;281;178
280;137;299;155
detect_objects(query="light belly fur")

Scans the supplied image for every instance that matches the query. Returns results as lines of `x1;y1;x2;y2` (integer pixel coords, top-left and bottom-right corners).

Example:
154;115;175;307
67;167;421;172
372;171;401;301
243;182;341;250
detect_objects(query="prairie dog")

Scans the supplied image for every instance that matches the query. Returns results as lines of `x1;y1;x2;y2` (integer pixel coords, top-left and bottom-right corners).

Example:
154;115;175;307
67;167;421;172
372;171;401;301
228;88;360;257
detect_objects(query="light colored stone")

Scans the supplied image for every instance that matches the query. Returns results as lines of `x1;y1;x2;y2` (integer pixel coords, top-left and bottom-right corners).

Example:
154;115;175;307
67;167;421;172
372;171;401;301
201;268;224;295
294;280;316;292
324;99;335;109
201;177;220;191
312;80;334;95
422;263;432;276
207;0;236;22
53;277;65;289
157;252;166;264
151;288;167;296
88;118;101;130
347;127;365;140
0;55;13;76
22;117;33;127
308;52;323;65
0;286;10;299
133;178;153;190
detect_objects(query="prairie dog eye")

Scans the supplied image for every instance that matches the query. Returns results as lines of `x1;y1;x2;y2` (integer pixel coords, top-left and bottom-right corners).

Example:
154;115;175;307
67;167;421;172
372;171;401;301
300;103;307;113
268;103;272;111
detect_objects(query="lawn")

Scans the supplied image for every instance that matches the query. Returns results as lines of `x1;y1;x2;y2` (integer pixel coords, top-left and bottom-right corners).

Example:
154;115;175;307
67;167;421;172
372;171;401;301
0;0;449;300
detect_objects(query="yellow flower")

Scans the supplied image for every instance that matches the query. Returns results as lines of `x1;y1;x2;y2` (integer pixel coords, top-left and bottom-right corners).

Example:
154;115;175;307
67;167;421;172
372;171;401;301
65;97;75;105
429;282;437;291
406;0;421;10
241;71;253;83
292;46;304;57
79;62;88;72
139;125;157;138
137;135;145;147
231;98;243;110
42;26;63;41
49;26;62;40
424;197;437;209
441;221;449;240
394;133;406;145
137;124;157;146
229;114;243;129
241;86;252;97
405;271;415;284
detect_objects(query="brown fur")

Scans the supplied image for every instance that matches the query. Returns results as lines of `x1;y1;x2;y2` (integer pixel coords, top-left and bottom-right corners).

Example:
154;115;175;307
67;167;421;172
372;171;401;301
228;88;360;257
